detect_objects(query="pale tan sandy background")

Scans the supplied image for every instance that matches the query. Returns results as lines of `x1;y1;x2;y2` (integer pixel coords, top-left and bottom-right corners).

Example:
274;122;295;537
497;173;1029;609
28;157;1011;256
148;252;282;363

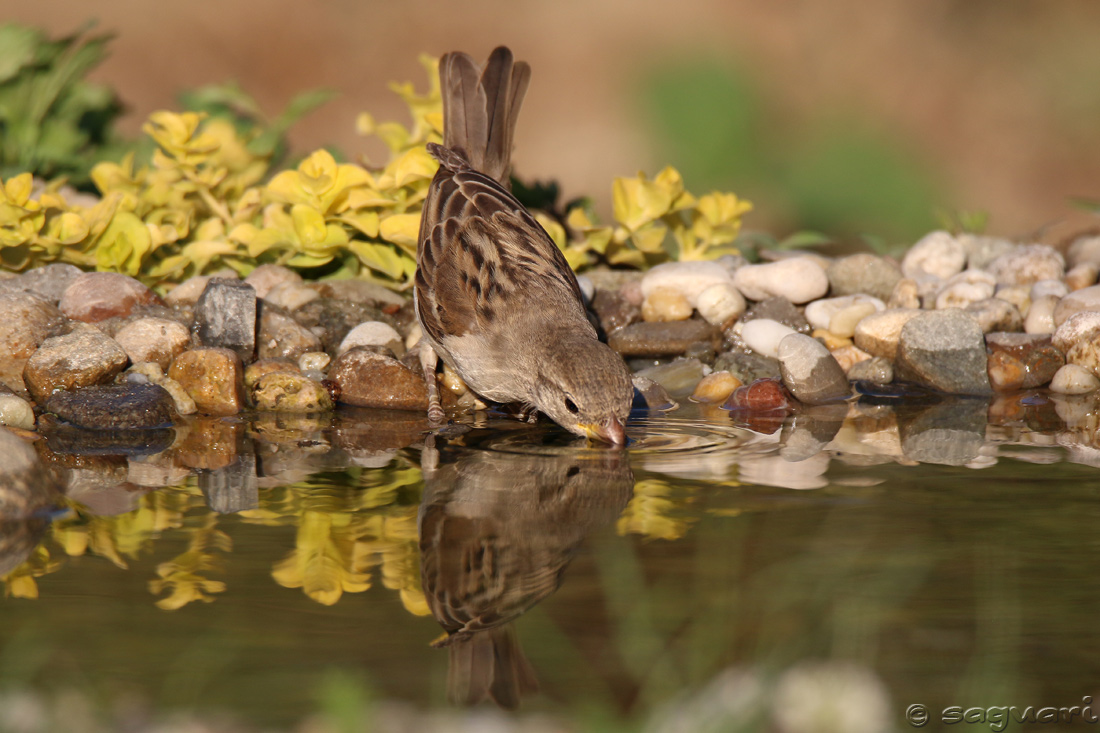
4;0;1100;243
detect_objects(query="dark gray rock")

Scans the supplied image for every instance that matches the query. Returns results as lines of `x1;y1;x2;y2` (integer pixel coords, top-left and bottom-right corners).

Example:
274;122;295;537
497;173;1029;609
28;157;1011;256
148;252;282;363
777;333;851;405
194;279;257;361
713;349;781;385
45;382;176;429
895;310;992;395
898;400;987;465
590;288;641;335
607;319;721;358
0;263;84;302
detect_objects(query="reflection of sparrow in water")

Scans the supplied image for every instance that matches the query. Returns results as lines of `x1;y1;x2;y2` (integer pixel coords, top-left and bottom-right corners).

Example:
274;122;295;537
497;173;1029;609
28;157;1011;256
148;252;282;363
418;435;634;708
414;46;634;444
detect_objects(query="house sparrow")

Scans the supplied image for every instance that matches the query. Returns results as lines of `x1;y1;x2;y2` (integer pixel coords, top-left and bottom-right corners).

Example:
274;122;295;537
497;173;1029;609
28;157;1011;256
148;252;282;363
418;433;634;707
415;46;634;444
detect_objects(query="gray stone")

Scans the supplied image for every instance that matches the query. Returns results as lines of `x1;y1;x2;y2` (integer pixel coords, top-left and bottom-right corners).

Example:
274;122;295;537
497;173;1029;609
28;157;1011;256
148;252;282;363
200;454;259;513
0;291;66;394
826;253;902;301
59;271;163;322
964;298;1023;334
846;356;893;385
194;279;257;361
590;288;641;335
257;300;324;360
631;376;677;411
23;325;129;405
895;310;992;395
713;349;781;385
632;358;705;396
777;333;851;405
740;297;812;333
45;382;176;429
898;401;987;465
607;319;721;358
0;263;83;302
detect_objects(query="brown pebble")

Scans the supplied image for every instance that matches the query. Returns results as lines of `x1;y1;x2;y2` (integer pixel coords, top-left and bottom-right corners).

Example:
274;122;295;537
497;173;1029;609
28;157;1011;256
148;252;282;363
59;272;164;323
690;371;741;404
168;347;246;415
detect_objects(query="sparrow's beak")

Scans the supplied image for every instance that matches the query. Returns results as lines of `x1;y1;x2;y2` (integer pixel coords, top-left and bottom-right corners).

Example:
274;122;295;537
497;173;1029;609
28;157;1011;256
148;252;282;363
584;416;627;445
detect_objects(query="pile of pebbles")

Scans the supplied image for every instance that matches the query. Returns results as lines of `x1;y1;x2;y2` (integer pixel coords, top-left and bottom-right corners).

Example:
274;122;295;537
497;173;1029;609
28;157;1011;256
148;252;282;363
1;229;1099;440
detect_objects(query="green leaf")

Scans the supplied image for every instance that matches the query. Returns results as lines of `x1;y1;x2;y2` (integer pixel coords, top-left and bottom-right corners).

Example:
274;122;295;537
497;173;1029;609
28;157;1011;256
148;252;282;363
776;230;833;249
0;24;42;84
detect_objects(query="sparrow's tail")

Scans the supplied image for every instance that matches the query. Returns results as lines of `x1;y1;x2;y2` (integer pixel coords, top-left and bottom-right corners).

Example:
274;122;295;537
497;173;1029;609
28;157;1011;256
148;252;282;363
438;46;531;186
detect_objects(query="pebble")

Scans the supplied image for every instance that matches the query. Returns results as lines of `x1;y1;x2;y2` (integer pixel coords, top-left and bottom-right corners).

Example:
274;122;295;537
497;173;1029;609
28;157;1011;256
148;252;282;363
894;310;992;395
44;382;176;429
631;376;677;411
740;318;798;359
1052;311;1100;376
1065;263;1098;291
640;261;734;306
694;283;745;327
805;295;884;333
1024;294;1059;334
256;301;324;360
986;243;1065;286
293;298;393;353
1066;235;1100;268
985;332;1064;391
328;347;428;410
194;278;257;361
1049;364;1100;395
23;325;130;404
901;230;966;280
607;320;721;358
0;292;66;394
263;281;320;311
960;233;1017;270
1052;284;1100;327
243;264;303;299
58;272;164;322
113;317;191;370
308;278;407;307
127;363;198;416
251;372;333;412
0;384;36;429
964;298;1023;334
887;278;921;309
1031;279;1069;300
825;253;902;301
165;273;237;306
724;377;795;412
712;350;781;385
689;371;741;404
933;270;996;309
244;358;300;388
740;297;811;333
632;358;706;396
168;347;247;415
846;356;893;384
830;343;872;373
576;274;595;304
778;333;851;405
852;308;922;361
641;287;695;322
337;321;405;356
2;263;83;302
590;288;641;334
732;257;829;304
298;351;331;373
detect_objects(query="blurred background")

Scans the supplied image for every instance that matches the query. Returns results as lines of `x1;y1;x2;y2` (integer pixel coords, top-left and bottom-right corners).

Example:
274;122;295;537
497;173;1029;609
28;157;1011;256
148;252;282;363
3;0;1100;247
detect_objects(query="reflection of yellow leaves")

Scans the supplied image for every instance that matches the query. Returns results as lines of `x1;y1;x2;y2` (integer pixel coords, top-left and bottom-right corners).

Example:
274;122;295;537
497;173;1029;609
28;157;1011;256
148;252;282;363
272;511;371;605
150;514;230;610
1;545;62;600
617;479;690;541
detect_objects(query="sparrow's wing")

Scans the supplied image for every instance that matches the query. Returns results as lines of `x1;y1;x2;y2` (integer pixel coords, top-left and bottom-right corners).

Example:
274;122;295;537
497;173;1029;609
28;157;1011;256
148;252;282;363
416;158;585;343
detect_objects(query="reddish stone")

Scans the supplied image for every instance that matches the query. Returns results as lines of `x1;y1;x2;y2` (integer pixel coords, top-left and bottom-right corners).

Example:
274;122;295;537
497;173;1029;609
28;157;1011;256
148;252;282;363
985;332;1065;391
59;272;164;323
723;377;797;412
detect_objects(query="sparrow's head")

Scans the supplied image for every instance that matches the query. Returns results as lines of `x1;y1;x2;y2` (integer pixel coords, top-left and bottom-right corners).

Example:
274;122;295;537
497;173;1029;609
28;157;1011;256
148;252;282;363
533;337;634;444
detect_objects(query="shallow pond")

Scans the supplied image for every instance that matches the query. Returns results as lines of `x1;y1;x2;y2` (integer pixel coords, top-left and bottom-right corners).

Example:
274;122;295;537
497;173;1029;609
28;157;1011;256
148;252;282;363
2;393;1100;731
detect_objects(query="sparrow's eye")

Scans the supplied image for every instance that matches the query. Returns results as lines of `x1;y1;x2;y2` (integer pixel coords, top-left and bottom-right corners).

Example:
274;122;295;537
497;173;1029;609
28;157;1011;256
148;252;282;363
564;397;579;414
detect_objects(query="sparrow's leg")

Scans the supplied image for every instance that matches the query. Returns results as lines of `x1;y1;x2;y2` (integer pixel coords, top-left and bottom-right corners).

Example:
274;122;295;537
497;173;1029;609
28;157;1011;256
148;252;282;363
419;341;446;424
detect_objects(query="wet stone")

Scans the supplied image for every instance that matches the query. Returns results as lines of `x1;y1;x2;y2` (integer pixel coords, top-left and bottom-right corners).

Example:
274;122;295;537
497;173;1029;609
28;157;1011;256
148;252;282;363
853;308;922;361
45;382;176;429
168;347;246;415
985;332;1064;391
194;279;257;361
632;358;706;396
23;325;129;405
0;291;66;394
126;363;197;416
607;319;721;358
846;356;894;385
58;271;163;323
964;298;1023;334
0;384;36;429
113;317;191;370
631;376;678;412
200;453;259;514
1049;364;1100;395
690;371;741;404
826;253;902;301
244;358;299;389
713;349;781;385
740;297;812;333
778;333;851;405
895;310;992;395
590;288;641;334
40;418;176;458
724;377;796;412
740;318;798;359
251;372;334;412
898;400;987;466
642;287;693;322
293;298;395;353
329;347;428;411
256;301;324;360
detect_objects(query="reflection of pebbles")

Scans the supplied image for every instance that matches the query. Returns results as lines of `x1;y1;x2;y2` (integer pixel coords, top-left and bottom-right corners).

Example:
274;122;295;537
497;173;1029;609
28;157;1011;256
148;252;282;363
418;437;632;709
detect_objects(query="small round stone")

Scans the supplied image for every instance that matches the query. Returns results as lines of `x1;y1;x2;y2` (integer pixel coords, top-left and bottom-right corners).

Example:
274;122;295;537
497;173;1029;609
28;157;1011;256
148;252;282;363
1049;364;1100;394
1024;294;1059;334
113;317;192;371
689;371;741;404
1065;263;1099;291
1053;284;1100;327
694;283;745;327
243;264;303;299
887;278;921;309
732;257;829;304
829;343;872;374
252;372;334;412
901;230;966;280
640;261;734;306
1031;279;1069;300
852;308;922;361
264;281;320;311
778;333;850;405
642;287;694;322
986;243;1065;286
58;272;163;322
337;321;405;356
740;318;798;359
829;302;880;339
805;295;885;332
847;356;893;384
298;351;331;373
826;253;901;301
0;389;36;429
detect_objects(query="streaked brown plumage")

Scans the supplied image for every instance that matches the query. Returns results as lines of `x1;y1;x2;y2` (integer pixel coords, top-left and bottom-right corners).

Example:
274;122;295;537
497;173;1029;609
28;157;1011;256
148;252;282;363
415;47;634;444
417;433;634;708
